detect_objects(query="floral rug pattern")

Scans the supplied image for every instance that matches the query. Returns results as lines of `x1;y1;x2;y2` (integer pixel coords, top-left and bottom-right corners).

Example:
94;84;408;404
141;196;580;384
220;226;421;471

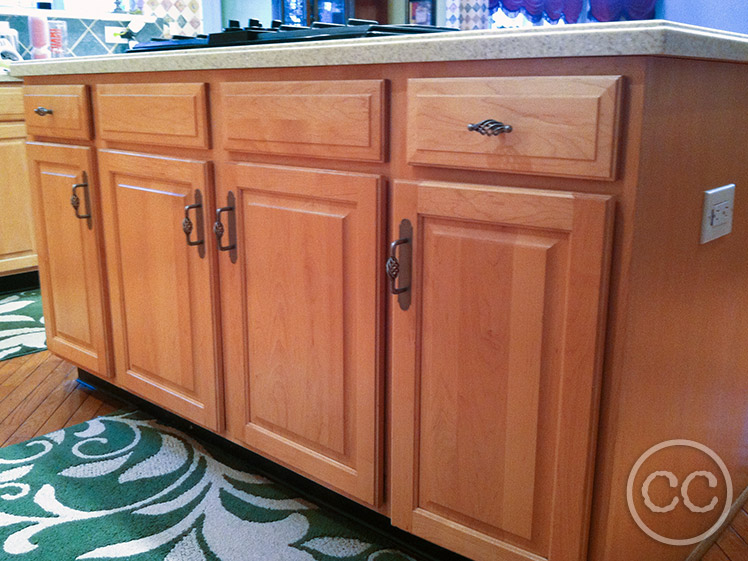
0;289;46;361
0;413;417;561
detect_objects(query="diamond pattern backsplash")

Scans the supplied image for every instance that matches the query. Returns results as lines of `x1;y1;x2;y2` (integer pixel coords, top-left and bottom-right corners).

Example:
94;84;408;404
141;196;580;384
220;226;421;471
141;0;203;37
446;0;491;30
0;14;164;59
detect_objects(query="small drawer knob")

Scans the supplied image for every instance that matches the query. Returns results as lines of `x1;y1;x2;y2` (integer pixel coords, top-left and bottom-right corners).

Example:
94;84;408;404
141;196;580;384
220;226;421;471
34;107;54;116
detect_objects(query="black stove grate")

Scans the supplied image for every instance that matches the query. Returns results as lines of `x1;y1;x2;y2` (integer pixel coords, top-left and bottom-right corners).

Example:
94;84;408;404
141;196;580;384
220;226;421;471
128;19;455;53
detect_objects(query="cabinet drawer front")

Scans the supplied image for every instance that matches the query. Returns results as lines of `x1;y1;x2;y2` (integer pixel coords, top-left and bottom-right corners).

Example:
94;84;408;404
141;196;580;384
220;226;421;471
217;80;385;162
23;85;92;140
0;86;24;121
407;76;622;179
96;83;209;148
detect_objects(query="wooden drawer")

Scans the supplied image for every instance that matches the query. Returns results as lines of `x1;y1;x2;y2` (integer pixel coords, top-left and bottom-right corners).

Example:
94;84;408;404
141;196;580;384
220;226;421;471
0;86;24;122
96;83;209;148
24;85;92;140
407;76;623;179
217;80;385;162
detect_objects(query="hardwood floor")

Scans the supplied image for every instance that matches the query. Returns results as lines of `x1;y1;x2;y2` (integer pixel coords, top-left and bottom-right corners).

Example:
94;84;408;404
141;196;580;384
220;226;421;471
0;350;127;448
703;506;748;561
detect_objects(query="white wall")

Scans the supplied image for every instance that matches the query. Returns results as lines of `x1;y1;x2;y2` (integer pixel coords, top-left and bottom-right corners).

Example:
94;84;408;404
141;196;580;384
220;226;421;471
657;0;748;34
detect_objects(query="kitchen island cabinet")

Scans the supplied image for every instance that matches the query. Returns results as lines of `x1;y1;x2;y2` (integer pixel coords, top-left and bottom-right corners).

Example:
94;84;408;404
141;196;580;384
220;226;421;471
12;20;748;561
0;83;36;276
389;180;613;561
98;150;222;431
25;142;109;376
219;162;385;506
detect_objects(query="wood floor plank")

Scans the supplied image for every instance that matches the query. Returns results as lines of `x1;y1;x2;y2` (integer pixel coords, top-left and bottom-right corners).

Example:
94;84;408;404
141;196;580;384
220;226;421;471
2;364;79;446
0;351;132;448
0;351;52;400
93;400;125;418
66;393;108;428
0;353;62;422
734;509;748;543
718;528;748;561
703;546;731;561
33;382;95;437
0;359;77;445
0;352;33;384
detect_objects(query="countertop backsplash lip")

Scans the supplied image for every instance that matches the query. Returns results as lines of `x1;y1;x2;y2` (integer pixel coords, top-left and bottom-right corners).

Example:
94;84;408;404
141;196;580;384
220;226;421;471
8;19;748;78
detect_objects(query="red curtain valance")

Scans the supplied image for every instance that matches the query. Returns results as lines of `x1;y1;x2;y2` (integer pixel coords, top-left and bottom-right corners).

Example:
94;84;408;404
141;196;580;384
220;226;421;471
488;0;655;23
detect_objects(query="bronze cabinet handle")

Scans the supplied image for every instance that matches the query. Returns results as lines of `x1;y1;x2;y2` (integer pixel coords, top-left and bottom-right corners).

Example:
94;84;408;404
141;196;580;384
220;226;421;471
214;191;236;252
387;237;410;295
182;189;204;247
34;107;53;116
467;119;512;135
70;173;91;219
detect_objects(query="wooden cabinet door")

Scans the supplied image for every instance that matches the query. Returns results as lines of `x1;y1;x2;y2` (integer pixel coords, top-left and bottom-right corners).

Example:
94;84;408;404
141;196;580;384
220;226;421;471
25;142;110;376
98;150;221;430
0;123;37;275
219;162;385;506
390;181;614;561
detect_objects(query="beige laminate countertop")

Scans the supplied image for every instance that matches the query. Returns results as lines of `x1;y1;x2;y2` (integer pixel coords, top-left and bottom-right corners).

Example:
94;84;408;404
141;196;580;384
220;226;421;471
8;19;748;77
0;74;21;82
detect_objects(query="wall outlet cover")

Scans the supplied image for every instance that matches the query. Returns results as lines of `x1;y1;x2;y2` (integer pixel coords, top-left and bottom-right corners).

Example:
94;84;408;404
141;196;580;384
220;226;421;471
104;26;127;44
700;184;736;244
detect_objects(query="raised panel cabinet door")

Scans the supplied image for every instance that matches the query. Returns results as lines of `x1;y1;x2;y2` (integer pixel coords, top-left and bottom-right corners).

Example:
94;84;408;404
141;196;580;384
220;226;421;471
25;142;110;376
390;181;614;561
0;123;37;275
218;162;385;506
98;150;221;430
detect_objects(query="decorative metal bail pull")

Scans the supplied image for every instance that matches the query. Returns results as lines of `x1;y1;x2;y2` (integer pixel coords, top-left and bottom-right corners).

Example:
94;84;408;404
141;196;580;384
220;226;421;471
467;119;513;136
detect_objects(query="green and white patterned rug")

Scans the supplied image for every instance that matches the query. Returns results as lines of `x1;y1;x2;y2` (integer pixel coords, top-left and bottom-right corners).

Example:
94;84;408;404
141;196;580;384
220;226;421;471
0;412;417;561
0;289;46;361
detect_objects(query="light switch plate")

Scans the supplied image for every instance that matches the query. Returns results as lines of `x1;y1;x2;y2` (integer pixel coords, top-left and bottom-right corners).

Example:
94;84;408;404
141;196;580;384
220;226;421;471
700;184;735;244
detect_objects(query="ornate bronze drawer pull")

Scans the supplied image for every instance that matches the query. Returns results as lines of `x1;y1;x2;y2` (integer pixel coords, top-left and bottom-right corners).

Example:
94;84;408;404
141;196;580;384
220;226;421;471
467;119;512;135
70;173;91;220
387;237;410;295
214;191;237;255
183;189;204;249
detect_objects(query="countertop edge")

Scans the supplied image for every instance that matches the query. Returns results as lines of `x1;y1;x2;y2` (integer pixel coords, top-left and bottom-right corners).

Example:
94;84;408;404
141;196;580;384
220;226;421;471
8;20;748;77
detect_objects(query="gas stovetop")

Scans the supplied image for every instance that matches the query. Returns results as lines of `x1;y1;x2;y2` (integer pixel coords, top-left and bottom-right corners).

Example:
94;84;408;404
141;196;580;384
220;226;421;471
128;19;455;53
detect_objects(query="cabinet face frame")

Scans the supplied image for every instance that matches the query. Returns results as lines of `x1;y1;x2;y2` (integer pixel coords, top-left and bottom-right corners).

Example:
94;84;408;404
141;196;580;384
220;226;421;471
25;142;111;376
389;180;614;561
98;149;223;431
218;161;386;507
